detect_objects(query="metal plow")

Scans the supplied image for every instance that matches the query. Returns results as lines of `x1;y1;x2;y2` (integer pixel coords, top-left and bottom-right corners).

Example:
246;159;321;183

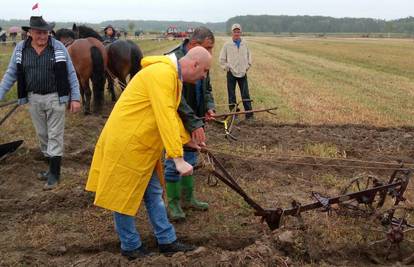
0;100;23;160
200;149;413;259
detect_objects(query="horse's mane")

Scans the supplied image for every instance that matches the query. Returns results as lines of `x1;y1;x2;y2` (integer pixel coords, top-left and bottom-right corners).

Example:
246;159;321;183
55;28;76;41
73;24;103;42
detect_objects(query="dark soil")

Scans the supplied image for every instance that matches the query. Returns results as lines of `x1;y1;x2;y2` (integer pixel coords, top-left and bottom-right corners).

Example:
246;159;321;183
1;109;414;266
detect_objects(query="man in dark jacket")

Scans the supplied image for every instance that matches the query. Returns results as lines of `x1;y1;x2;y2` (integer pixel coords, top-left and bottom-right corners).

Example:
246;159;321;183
164;27;215;221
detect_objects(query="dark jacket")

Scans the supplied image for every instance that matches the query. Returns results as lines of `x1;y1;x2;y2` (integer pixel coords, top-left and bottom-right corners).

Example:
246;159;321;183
166;39;215;133
0;37;80;104
103;35;117;44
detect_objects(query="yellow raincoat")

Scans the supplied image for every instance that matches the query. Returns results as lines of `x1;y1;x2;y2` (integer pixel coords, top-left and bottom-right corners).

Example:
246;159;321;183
86;55;190;216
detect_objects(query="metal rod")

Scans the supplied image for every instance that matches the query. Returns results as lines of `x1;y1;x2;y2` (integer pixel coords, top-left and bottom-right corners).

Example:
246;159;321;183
204;150;265;213
0;104;19;127
0;100;17;109
202;107;278;119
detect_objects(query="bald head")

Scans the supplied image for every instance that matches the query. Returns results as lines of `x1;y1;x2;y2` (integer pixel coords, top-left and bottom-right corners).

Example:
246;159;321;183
179;46;212;84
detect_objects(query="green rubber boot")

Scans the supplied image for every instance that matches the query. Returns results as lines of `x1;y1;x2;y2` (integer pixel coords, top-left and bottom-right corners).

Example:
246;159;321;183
181;175;208;211
166;181;186;221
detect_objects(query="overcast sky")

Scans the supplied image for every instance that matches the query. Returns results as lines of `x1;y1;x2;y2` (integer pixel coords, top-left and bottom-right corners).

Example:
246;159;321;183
1;0;413;23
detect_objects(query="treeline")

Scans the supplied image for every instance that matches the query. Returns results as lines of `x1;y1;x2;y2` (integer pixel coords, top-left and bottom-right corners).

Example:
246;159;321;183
0;19;225;33
227;15;414;34
2;15;414;34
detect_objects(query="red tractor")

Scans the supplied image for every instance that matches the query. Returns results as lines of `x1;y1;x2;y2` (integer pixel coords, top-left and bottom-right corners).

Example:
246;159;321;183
165;25;179;40
165;25;194;40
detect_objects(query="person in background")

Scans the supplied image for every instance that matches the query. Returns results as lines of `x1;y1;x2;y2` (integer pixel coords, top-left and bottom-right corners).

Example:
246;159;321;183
0;27;7;43
103;24;117;44
219;23;253;120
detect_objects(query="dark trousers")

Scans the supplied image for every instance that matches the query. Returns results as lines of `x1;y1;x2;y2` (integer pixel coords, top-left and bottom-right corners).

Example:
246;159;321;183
226;71;253;118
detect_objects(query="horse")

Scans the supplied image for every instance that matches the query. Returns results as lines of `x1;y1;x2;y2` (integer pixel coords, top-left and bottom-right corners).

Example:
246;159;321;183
72;24;143;101
106;40;143;93
55;28;107;114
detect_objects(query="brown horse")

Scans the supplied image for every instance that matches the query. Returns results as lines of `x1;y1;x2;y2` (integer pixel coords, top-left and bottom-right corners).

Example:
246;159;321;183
72;25;143;101
55;29;107;114
106;40;143;96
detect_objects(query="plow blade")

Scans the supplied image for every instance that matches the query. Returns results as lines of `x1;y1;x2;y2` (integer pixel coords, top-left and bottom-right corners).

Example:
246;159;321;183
0;140;23;158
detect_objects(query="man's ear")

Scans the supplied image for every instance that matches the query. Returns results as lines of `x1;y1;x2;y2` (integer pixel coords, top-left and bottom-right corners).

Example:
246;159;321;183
192;60;198;71
188;39;199;49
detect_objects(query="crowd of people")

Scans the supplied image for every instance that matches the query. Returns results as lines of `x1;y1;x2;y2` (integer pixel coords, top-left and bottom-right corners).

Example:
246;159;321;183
0;15;253;260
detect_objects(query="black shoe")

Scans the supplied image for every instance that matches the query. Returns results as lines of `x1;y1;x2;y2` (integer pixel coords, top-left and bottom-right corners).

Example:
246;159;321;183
121;246;151;260
159;240;196;255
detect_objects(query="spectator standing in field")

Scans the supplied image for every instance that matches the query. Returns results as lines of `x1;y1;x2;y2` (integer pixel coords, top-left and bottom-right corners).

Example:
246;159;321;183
219;23;253;119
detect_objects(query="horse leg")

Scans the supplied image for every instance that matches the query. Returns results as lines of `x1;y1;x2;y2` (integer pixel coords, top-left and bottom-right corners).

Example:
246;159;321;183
90;46;105;114
80;86;87;114
106;72;116;102
84;83;92;115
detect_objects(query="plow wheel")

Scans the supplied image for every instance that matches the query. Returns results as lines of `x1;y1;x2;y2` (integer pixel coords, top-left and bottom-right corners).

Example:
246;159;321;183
364;207;414;262
338;176;387;217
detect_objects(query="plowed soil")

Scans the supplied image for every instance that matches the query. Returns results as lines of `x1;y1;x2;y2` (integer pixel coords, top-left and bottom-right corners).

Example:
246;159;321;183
1;107;414;266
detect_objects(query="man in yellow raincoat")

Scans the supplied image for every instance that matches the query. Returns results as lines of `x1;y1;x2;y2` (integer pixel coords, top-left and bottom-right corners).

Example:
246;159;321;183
86;46;212;260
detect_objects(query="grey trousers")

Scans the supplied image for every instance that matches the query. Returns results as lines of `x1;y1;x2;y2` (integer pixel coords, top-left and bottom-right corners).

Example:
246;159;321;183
28;92;66;157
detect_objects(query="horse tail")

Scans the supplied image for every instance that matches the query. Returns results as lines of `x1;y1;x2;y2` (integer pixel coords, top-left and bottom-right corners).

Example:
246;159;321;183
128;40;143;78
90;46;105;111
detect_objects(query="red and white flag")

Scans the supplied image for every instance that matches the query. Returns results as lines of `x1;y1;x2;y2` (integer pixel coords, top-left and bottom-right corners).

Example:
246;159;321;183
32;3;39;10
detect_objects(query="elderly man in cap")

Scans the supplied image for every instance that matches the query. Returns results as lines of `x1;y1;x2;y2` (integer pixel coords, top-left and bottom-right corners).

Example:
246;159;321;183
219;23;253;119
0;16;81;190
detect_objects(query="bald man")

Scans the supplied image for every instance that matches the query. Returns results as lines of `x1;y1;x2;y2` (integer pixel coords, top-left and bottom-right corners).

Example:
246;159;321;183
86;47;211;260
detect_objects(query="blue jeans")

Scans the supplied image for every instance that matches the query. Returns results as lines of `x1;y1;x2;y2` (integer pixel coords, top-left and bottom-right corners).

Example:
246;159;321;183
164;150;197;182
113;171;176;251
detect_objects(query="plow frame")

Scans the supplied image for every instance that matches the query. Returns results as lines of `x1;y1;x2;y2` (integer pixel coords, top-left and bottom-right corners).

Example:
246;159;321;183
202;150;411;231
